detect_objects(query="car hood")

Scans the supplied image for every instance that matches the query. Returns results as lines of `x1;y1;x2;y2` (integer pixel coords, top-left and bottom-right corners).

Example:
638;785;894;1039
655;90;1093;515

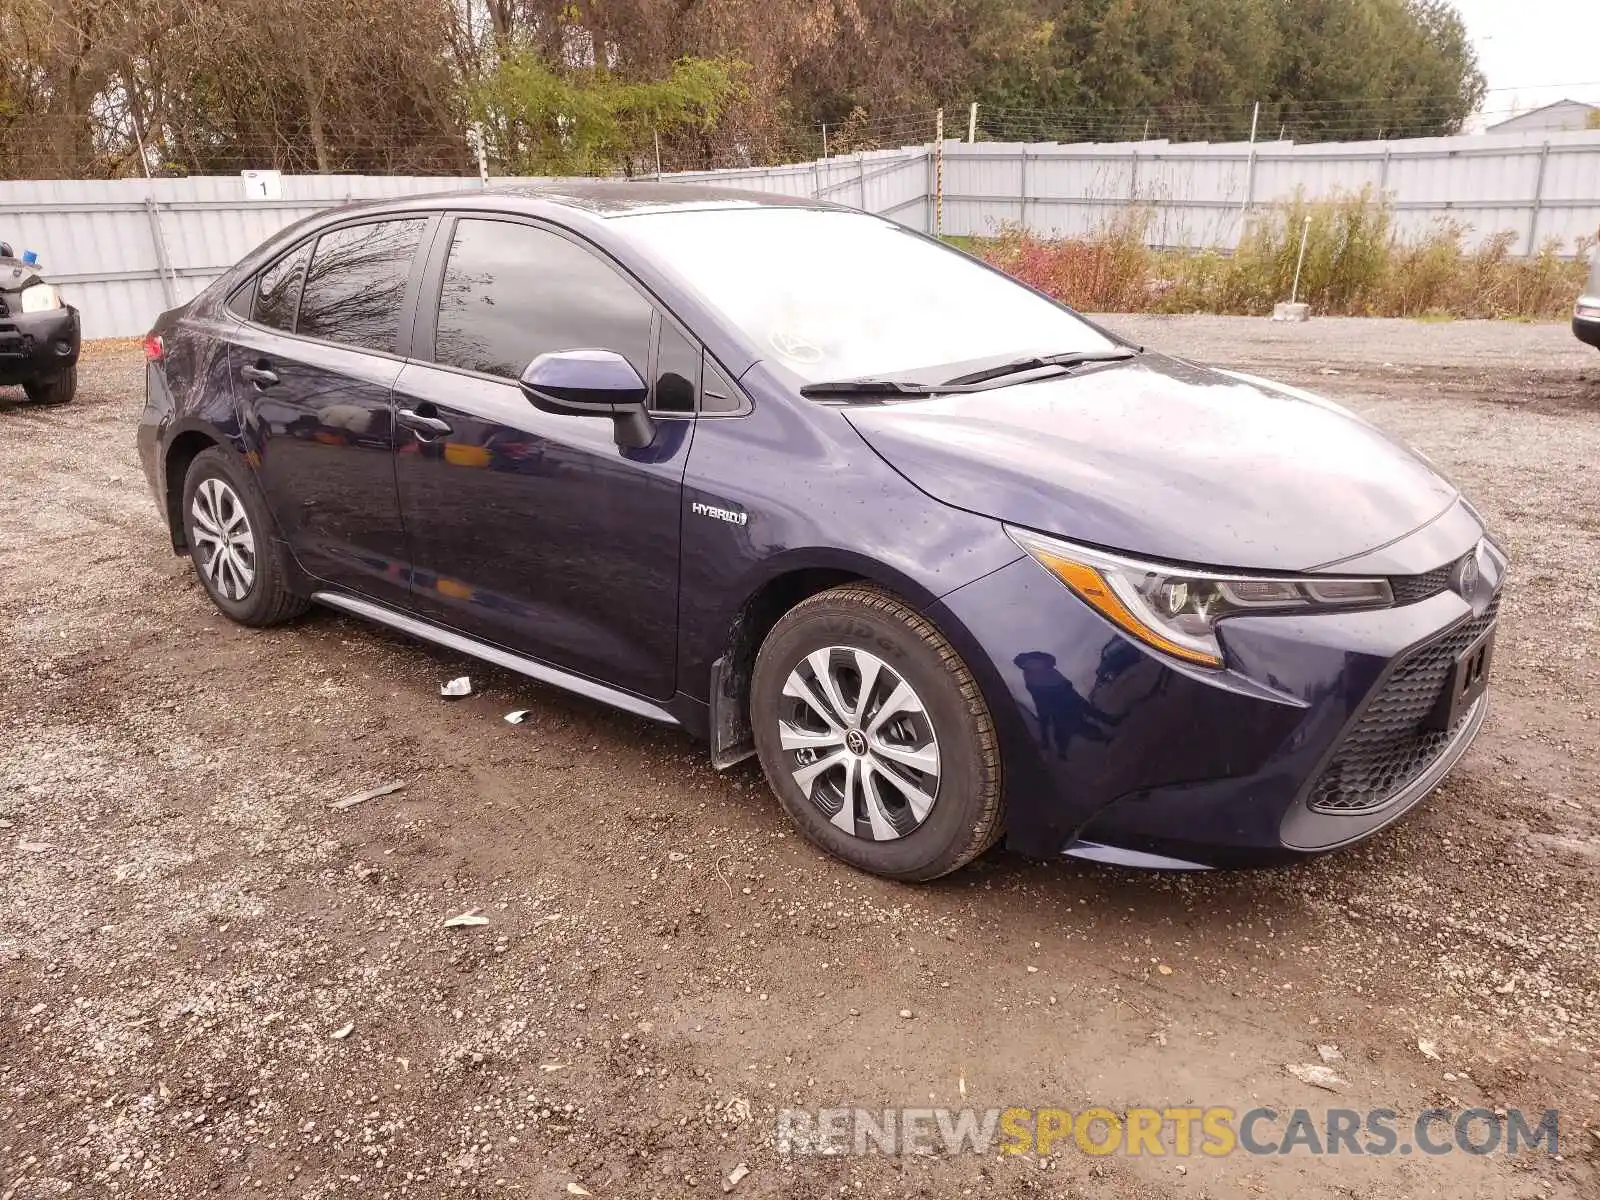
842;353;1457;572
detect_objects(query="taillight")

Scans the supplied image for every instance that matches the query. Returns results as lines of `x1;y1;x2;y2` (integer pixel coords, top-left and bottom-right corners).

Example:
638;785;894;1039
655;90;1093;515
142;332;164;362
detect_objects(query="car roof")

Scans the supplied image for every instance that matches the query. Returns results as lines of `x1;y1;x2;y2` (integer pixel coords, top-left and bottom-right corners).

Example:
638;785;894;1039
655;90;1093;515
222;180;858;303
334;180;848;222
209;181;869;377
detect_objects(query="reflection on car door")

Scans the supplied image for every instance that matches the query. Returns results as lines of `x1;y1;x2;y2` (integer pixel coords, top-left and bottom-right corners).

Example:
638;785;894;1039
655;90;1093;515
391;216;692;700
229;217;429;605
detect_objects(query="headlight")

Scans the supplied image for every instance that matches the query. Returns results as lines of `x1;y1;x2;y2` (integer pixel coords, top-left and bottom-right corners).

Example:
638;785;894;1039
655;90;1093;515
1007;526;1394;668
19;284;62;313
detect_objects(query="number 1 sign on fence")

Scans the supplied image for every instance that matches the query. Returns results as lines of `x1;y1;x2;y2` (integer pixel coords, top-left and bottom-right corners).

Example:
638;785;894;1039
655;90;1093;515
241;170;283;201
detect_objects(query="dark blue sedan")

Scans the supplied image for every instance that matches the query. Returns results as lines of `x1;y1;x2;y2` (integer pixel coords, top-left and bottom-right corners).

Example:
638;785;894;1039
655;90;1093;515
137;183;1506;879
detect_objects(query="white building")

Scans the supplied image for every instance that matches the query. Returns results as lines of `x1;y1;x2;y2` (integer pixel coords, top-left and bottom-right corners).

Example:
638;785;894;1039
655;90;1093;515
1485;100;1598;135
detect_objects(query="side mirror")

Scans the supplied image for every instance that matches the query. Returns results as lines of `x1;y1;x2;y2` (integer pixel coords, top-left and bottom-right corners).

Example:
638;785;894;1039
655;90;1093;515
519;348;653;449
0;243;12;260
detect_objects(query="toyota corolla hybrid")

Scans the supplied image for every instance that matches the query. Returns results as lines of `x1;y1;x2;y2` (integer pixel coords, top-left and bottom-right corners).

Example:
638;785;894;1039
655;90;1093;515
137;183;1506;880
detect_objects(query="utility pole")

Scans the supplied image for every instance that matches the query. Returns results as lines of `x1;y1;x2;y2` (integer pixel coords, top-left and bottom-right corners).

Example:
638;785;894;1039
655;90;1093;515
469;124;489;185
934;108;944;237
1240;101;1260;227
124;74;154;179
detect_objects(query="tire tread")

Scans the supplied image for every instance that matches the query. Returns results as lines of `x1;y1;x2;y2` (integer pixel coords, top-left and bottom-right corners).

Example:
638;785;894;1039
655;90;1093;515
757;583;1004;881
184;446;309;627
24;366;76;406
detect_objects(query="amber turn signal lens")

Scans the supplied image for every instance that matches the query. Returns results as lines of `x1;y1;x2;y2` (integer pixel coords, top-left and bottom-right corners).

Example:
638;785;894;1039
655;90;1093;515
1032;549;1225;668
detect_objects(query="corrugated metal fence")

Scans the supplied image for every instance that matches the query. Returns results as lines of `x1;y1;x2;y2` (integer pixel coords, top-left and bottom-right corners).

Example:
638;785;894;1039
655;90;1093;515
4;129;1596;339
935;130;1600;251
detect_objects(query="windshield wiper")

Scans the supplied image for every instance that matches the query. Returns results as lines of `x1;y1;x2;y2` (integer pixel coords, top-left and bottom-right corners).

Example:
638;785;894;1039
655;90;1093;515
798;378;949;398
940;346;1139;388
799;347;1141;399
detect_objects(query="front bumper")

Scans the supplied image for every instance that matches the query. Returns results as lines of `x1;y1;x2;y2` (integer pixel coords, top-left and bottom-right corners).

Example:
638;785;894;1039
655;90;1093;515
929;518;1503;869
0;304;80;385
1574;312;1600;350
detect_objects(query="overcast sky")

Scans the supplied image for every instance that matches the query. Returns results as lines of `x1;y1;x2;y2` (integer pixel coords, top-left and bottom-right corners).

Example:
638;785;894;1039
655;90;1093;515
1449;0;1600;119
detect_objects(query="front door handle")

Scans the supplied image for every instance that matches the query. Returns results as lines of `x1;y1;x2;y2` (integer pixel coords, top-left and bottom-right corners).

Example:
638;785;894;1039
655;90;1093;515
398;408;453;438
240;363;279;388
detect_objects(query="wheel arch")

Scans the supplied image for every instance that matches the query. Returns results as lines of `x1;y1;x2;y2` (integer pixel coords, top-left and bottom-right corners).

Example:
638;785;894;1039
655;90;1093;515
161;419;252;553
703;550;956;769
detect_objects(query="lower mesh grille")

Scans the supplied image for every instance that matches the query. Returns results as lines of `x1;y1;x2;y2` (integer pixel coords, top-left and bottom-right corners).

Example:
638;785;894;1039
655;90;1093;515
1309;596;1498;814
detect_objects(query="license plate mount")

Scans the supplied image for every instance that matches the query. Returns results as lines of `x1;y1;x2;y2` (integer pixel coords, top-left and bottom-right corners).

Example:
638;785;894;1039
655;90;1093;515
1428;624;1495;732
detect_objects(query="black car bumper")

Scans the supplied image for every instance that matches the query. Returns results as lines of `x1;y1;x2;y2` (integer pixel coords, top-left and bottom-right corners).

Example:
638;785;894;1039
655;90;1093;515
1574;314;1600;350
0;305;81;386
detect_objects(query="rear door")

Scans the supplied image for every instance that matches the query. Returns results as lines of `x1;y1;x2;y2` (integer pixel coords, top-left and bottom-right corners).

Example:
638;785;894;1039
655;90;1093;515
390;214;692;700
229;216;432;604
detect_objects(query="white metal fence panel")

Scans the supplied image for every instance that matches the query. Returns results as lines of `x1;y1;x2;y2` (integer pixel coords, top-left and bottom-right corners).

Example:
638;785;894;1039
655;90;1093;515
3;127;1596;339
666;145;930;229
938;129;1600;254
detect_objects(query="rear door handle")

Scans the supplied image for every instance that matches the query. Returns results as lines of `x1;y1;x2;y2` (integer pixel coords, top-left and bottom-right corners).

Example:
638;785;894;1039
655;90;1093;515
398;408;453;438
240;364;278;388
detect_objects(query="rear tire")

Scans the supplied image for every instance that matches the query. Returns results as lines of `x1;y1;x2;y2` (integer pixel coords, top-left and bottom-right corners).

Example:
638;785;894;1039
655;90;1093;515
180;446;308;627
751;584;1004;881
24;367;75;405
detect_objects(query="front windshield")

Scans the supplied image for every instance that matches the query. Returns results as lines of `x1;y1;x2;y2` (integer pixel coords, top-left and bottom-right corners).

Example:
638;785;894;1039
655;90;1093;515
615;207;1115;383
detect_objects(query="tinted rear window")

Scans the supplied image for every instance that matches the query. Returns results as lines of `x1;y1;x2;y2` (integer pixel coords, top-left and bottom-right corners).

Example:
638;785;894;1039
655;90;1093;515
252;241;312;331
297;219;426;352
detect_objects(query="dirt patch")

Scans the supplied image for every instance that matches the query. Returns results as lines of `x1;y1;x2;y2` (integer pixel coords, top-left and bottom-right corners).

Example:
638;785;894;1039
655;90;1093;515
2;319;1597;1199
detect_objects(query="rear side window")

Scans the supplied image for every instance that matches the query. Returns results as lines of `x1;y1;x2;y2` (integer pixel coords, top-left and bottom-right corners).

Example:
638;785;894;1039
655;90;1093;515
433;218;652;381
252;241;311;331
298;219;426;352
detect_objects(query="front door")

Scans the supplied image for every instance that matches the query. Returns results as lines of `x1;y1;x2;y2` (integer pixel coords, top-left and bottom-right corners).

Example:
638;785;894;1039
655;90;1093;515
230;217;429;605
391;215;691;700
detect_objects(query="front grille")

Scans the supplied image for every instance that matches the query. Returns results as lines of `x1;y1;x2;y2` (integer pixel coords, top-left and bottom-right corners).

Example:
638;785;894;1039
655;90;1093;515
1388;562;1454;605
0;326;30;358
0;293;9;317
1309;595;1499;813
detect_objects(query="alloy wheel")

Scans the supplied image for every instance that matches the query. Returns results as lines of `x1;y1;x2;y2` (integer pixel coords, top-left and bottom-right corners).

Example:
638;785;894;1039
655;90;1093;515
190;477;257;602
779;646;941;840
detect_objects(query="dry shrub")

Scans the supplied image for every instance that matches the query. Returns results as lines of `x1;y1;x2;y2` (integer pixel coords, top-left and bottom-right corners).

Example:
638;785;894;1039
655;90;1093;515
982;209;1157;313
972;192;1592;321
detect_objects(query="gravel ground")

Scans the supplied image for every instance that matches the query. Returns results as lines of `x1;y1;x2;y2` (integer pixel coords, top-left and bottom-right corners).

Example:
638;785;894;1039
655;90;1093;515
1;319;1597;1200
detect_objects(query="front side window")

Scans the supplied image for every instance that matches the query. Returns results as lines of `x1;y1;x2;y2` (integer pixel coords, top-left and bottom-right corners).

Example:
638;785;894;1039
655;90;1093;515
701;354;744;414
253;240;312;331
433;218;652;381
297;219;426;352
615;207;1116;385
654;320;700;414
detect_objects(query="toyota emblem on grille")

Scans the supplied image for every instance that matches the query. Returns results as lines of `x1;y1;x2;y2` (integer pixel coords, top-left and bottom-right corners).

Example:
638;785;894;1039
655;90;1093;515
1452;552;1480;599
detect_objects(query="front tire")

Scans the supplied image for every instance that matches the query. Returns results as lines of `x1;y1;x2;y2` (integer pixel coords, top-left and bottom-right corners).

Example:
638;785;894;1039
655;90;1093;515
24;367;75;405
180;446;308;627
751;584;1004;881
